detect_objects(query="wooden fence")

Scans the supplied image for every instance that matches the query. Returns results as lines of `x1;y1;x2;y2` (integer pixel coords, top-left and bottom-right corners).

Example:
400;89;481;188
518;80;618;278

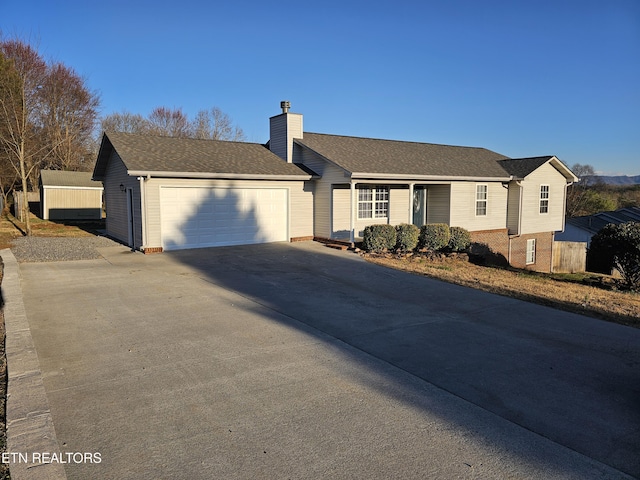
552;241;587;273
13;191;40;222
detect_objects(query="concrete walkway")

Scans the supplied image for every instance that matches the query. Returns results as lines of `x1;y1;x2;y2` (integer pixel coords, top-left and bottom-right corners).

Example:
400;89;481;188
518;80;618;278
4;241;639;479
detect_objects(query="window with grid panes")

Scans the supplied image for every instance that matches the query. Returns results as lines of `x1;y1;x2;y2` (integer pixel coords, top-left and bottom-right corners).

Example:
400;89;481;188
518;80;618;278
358;186;388;219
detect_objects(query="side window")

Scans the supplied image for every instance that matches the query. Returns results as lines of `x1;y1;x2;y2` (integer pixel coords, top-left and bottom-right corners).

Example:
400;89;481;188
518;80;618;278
539;185;549;214
475;184;488;216
526;238;536;264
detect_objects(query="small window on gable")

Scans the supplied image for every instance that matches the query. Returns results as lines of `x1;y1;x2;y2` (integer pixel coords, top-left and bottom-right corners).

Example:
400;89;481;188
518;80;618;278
476;184;488;216
358;186;389;219
526;238;536;264
539;185;549;214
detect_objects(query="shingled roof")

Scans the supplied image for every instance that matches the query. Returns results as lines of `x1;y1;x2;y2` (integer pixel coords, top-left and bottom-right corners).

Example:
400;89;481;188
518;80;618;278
499;156;578;181
294;133;512;179
94;131;314;180
40;169;103;188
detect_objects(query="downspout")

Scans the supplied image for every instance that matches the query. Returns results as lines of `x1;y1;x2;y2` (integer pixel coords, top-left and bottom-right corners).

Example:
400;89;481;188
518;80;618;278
138;176;148;251
508;180;524;266
350;181;356;244
561;181;573;233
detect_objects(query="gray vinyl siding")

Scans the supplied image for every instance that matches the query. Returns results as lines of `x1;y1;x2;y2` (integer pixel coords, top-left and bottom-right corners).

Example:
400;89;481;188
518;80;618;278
331;185;351;239
295;144;348;239
389;186;410;225
426;185;451;224
142;177;313;249
449;182;507;231
519;162;567;234
270;113;303;162
104;151;141;247
507;181;521;235
42;187;103;220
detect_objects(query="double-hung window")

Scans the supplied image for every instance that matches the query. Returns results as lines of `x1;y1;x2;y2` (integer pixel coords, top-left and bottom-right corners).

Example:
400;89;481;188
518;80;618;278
475;184;488;216
358;186;389;219
539;185;549;214
526;238;536;264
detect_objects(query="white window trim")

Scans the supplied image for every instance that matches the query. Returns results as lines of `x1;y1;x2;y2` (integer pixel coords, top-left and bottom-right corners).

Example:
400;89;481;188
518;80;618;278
539;184;550;214
475;184;488;217
358;186;389;220
526;238;536;264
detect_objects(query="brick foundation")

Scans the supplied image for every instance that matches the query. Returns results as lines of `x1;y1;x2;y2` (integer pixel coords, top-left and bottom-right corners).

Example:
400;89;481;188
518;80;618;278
290;236;314;242
508;232;553;272
143;247;163;254
469;229;509;261
469;229;554;273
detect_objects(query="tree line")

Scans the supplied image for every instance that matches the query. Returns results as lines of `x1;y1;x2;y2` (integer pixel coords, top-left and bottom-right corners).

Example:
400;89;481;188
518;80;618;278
0;37;244;234
566;164;640;217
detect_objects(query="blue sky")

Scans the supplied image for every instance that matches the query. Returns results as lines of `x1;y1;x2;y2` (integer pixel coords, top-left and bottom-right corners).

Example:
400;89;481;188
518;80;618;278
3;0;639;175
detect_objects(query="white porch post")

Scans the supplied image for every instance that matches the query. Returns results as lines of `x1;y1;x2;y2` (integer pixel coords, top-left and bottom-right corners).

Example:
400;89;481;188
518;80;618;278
350;181;356;243
409;182;415;224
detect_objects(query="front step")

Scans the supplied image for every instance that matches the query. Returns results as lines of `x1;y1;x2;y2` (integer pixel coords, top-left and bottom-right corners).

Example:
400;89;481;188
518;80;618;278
325;243;349;251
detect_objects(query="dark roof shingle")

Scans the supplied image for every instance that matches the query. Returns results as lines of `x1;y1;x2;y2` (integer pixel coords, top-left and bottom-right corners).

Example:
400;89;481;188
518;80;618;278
40;170;103;188
295;133;512;178
498;156;554;179
97;131;312;178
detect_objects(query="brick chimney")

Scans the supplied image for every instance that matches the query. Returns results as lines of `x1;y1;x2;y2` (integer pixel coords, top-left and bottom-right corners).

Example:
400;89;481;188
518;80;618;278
269;101;303;163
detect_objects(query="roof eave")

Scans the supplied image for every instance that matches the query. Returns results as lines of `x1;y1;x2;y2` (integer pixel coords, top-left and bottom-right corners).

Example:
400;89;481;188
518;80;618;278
126;170;314;181
350;172;513;182
548;156;579;182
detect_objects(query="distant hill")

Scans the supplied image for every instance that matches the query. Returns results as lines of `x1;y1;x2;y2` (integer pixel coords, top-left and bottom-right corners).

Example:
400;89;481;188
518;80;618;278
583;175;640;186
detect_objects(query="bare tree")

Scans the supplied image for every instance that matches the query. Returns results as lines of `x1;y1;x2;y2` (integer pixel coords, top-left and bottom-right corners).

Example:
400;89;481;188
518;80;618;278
40;62;100;172
101;106;245;142
147;106;191;138
566;163;612;217
0;39;48;234
100;111;149;135
192;107;245;141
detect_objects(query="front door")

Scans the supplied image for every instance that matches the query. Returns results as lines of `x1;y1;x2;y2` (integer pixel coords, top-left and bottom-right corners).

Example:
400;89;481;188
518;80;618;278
413;187;426;226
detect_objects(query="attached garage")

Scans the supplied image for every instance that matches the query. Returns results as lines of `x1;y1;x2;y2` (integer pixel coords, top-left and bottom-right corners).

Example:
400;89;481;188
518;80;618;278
93;132;315;253
159;186;288;250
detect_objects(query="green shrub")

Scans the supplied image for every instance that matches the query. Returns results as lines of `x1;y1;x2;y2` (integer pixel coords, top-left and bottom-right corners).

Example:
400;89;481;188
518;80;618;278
395;223;420;252
362;224;397;252
448;226;471;252
419;224;450;251
588;221;640;291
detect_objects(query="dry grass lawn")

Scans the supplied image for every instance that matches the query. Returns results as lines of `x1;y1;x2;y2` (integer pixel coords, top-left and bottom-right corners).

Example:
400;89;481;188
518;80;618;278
0;213;98;249
364;252;640;328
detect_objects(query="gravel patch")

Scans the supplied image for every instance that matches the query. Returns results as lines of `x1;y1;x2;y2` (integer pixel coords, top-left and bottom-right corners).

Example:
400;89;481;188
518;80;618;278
10;235;122;263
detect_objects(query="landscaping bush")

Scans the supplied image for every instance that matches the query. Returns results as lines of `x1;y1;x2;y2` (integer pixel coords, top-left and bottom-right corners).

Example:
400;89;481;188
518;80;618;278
418;224;450;251
362;224;397;252
587;221;640;291
448;226;471;252
395;223;420;252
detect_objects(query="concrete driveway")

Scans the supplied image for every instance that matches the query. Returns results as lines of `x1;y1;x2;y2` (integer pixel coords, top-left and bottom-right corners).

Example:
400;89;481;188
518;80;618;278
4;241;640;479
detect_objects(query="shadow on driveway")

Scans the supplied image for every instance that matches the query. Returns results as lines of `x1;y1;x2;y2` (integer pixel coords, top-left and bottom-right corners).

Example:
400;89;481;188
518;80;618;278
163;241;640;477
14;241;640;479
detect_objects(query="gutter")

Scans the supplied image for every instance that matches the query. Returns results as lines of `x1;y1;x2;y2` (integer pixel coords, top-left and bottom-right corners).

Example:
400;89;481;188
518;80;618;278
127;171;314;181
350;173;513;182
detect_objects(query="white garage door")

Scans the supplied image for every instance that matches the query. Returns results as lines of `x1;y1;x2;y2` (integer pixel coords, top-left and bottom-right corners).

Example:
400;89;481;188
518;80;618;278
160;187;288;250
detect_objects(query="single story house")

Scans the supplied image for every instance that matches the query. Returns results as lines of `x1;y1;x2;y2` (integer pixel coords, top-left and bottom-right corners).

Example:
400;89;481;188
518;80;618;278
39;169;104;220
555;206;640;246
93;102;578;272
